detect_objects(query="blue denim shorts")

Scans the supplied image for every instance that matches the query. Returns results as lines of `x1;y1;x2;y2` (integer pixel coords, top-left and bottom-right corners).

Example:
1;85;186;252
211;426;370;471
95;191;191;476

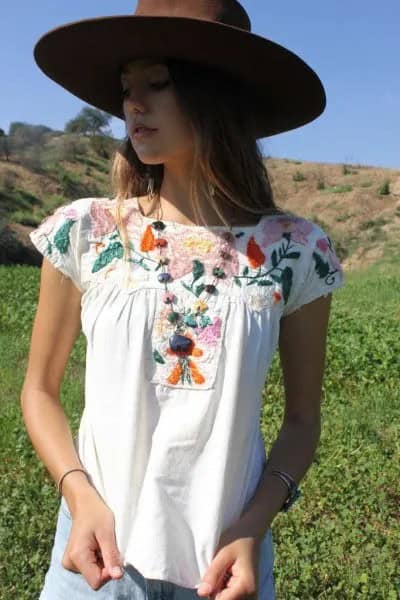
39;497;276;599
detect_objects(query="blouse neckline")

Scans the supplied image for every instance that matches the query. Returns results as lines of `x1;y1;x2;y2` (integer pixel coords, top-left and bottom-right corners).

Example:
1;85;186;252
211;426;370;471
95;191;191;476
122;196;275;232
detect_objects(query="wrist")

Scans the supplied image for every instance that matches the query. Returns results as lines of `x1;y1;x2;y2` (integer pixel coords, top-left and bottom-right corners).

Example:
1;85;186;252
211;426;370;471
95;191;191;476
60;470;101;514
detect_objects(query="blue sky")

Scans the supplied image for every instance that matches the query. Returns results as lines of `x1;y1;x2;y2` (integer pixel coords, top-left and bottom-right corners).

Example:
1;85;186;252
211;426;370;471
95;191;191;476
1;1;399;168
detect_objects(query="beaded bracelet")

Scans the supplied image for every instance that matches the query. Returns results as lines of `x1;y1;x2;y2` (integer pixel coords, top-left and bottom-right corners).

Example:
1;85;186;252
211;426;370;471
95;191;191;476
268;469;302;513
57;468;91;497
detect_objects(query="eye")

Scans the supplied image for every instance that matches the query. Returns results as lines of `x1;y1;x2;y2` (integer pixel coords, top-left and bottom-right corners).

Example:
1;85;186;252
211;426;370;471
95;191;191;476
122;80;170;99
149;79;170;90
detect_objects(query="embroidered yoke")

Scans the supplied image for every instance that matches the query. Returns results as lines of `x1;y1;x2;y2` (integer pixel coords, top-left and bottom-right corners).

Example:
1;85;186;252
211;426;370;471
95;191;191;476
29;196;345;589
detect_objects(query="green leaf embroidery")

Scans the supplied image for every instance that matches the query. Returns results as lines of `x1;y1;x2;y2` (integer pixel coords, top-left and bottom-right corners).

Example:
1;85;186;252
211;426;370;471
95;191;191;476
257;279;273;286
313;252;331;279
281;266;293;304
53;219;76;254
199;314;212;328
181;282;193;293
153;349;165;364
195;283;206;297
92;241;124;273
192;260;205;282
270;273;282;284
286;252;301;259
271;249;278;268
184;314;198;328
242;266;249;276
233;277;242;287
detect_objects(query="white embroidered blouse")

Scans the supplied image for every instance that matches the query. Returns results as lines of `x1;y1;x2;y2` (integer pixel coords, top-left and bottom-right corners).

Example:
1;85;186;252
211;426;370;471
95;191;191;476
29;196;345;588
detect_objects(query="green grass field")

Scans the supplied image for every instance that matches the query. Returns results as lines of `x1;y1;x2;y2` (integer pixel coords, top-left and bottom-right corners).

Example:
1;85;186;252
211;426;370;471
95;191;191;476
0;259;399;599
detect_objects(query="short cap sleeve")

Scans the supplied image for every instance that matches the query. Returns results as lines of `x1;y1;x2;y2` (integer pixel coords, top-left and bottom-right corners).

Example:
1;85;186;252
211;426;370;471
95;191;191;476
29;197;92;293
282;222;345;317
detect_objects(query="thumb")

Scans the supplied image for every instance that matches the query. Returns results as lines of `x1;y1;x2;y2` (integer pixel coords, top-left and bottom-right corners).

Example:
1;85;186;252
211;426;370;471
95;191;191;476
197;552;231;597
96;528;124;579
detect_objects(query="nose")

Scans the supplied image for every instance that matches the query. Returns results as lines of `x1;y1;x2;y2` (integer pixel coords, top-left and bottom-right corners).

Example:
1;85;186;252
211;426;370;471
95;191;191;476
122;90;148;116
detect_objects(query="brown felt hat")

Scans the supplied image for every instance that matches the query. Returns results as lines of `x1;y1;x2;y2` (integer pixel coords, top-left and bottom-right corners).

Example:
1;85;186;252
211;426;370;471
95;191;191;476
33;0;326;138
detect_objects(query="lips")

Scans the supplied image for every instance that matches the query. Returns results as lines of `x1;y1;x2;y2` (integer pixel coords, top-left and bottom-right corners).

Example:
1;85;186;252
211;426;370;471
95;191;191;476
132;126;157;134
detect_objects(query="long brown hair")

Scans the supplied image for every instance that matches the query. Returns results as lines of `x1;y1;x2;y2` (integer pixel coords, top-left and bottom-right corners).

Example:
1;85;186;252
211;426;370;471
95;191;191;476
110;58;286;263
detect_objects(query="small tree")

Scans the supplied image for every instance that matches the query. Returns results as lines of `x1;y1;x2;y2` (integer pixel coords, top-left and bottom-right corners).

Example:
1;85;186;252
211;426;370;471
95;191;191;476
0;128;10;160
379;180;390;196
293;170;306;182
65;107;112;137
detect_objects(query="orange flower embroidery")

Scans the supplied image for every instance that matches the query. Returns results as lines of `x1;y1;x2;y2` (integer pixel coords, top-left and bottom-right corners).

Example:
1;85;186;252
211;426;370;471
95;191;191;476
165;333;205;385
167;363;183;385
247;236;265;268
140;224;155;252
188;359;205;384
273;291;282;303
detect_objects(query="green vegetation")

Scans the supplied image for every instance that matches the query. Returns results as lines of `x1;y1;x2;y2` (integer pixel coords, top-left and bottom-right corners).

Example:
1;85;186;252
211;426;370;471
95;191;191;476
322;184;353;194
342;164;359;175
293;170;306;182
359;218;389;230
379;180;391;196
1;259;399;598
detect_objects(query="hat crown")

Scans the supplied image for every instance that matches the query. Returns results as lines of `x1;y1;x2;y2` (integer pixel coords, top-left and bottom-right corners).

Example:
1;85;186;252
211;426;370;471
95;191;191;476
134;0;251;31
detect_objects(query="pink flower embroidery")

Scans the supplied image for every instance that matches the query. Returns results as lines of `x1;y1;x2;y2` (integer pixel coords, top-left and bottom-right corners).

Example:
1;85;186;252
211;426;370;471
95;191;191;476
260;216;314;247
316;237;341;271
166;231;240;280
39;206;78;236
195;317;222;347
90;201;117;238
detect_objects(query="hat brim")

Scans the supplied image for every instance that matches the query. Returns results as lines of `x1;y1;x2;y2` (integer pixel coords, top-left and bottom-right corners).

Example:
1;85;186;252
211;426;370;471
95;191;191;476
34;15;326;138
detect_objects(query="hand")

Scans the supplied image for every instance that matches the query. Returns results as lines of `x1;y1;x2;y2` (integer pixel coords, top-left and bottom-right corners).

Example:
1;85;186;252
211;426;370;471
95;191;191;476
61;496;124;590
197;527;262;600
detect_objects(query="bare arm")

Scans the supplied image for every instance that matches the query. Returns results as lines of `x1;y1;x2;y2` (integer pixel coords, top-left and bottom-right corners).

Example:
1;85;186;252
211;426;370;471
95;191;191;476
220;293;332;543
20;257;97;511
20;258;123;588
197;294;333;599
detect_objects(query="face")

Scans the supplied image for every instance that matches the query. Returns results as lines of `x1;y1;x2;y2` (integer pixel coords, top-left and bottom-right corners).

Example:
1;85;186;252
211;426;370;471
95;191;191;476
121;58;194;167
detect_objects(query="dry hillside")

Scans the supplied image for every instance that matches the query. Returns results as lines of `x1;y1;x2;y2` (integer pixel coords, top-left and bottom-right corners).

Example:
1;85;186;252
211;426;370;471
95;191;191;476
0;146;399;271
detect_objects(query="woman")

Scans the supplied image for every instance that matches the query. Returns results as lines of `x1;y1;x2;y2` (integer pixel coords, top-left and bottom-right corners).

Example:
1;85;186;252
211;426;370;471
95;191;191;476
21;1;345;599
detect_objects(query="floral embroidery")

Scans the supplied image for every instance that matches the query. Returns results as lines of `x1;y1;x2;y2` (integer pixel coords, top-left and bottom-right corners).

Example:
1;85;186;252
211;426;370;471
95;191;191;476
165;332;205;385
234;232;301;307
246;236;266;268
161;230;239;281
150;291;225;388
92;235;124;273
90;202;116;238
260;216;314;247
80;201;343;387
195;317;222;346
245;287;283;312
313;236;342;284
36;205;79;256
140;224;156;252
151;318;213;386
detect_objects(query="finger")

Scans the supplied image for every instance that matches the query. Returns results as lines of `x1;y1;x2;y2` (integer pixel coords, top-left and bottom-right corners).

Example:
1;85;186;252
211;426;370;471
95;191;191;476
61;551;80;573
96;527;124;579
214;579;253;600
198;552;233;597
64;545;105;590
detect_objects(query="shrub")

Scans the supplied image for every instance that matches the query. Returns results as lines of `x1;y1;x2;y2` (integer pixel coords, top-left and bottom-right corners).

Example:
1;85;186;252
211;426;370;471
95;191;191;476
322;184;353;194
379;180;390;195
293;171;306;182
